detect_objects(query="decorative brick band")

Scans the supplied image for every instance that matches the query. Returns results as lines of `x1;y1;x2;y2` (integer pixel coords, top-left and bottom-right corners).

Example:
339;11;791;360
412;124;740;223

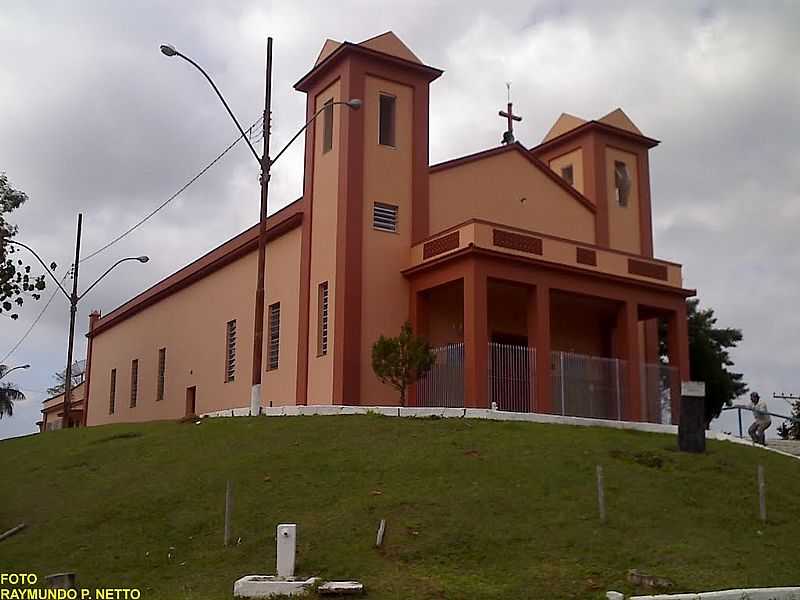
628;258;668;281
423;231;460;259
492;229;543;255
576;247;597;266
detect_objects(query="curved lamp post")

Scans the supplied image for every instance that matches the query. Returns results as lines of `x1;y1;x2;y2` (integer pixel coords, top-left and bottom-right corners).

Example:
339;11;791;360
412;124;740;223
161;38;361;414
0;364;30;380
7;232;148;425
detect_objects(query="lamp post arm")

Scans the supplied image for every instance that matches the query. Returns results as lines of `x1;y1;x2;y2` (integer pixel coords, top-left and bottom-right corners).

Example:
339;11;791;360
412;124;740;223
270;101;353;167
78;257;142;301
172;50;262;167
0;365;29;380
4;239;70;301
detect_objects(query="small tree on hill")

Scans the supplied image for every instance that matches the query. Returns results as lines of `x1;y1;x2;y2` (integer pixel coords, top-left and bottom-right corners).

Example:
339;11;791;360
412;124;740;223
778;399;800;440
371;322;436;406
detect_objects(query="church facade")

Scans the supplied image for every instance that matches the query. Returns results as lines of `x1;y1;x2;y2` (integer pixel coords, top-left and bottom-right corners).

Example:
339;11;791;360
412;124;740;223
69;32;692;429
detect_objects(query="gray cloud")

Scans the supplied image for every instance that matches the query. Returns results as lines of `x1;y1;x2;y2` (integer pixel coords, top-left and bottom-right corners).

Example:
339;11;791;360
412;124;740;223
2;0;798;438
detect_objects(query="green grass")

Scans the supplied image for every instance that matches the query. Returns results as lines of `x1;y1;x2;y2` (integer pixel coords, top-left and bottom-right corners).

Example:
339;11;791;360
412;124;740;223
1;415;799;599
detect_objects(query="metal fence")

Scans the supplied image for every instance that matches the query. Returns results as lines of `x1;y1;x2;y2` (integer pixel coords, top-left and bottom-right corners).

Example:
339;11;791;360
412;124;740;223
488;343;536;412
551;351;626;420
414;343;465;408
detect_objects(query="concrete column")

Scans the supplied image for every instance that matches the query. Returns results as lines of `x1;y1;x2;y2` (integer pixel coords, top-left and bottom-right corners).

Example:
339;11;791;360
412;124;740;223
667;301;691;423
616;301;642;422
530;284;552;414
464;262;488;409
408;286;429;407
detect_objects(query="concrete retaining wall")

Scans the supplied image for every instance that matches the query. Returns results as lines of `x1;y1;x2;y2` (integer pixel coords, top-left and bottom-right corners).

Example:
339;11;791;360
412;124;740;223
608;587;800;599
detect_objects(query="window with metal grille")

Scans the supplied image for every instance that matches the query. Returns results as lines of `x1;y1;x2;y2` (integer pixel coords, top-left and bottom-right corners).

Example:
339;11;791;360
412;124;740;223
561;164;574;186
130;359;138;408
109;368;116;414
614;160;631;207
379;94;396;147
267;303;280;371
157;348;166;401
373;203;398;233
318;282;329;356
225;320;237;382
322;98;334;153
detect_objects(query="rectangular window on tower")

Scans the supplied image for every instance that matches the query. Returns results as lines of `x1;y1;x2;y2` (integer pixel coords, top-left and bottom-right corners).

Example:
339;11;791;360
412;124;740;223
157;347;166;401
322;99;334;153
109;368;116;414
373;203;398;233
130;359;138;408
317;282;329;356
267;302;280;371
225;320;237;383
561;164;574;186
379;94;396;147
614;160;631;207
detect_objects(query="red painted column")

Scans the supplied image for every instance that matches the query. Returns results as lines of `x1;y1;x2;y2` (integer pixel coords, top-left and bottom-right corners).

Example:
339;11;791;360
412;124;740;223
617;301;642;422
464;261;488;409
531;284;553;414
667;301;690;423
408;285;429;407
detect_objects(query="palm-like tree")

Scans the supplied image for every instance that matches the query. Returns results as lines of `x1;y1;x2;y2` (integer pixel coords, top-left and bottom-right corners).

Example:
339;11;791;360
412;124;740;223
0;365;26;418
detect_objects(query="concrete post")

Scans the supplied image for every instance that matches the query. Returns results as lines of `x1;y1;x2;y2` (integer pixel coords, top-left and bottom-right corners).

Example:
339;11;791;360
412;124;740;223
678;381;706;453
276;524;296;579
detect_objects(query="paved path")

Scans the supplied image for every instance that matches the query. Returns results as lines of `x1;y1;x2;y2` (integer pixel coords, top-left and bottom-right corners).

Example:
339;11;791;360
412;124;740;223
768;439;800;456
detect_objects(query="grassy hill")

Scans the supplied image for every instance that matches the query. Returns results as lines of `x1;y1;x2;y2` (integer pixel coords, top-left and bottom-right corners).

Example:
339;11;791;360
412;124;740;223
1;415;799;599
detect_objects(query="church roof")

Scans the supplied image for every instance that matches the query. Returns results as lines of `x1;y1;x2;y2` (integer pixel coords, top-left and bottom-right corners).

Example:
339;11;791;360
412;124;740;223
296;31;442;91
534;108;659;151
430;142;596;213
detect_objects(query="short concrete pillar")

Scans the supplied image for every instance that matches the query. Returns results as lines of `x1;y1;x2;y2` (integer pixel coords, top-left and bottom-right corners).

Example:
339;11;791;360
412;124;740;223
679;381;706;453
276;523;297;578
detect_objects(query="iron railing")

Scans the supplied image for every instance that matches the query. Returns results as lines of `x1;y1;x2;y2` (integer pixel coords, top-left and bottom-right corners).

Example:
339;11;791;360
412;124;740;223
414;343;465;408
551;351;626;420
641;362;679;424
488;343;536;412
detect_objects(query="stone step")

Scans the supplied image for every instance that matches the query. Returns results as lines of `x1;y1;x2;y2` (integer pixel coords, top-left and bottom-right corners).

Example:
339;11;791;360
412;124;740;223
768;440;800;456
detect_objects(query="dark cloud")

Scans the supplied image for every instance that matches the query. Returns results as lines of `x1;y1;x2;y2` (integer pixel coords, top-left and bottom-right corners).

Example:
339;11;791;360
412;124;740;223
2;0;798;438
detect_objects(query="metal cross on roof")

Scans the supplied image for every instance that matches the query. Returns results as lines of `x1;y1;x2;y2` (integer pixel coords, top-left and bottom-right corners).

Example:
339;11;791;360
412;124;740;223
499;82;522;145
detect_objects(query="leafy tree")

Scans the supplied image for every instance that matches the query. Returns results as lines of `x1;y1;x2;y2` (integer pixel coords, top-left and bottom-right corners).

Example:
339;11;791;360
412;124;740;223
0;364;26;418
777;400;800;440
1;173;48;319
660;298;747;427
47;360;86;396
371;322;436;405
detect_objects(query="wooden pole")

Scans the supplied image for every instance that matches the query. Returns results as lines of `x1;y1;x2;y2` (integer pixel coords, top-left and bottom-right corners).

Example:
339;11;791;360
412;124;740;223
757;465;766;523
596;465;606;523
375;519;386;547
224;480;233;546
0;523;26;542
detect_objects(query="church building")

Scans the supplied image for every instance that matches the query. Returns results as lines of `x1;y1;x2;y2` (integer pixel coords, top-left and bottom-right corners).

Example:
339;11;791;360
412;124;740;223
47;32;694;430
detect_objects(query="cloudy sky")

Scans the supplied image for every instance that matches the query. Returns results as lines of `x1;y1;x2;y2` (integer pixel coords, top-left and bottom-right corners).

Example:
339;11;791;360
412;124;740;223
1;1;798;439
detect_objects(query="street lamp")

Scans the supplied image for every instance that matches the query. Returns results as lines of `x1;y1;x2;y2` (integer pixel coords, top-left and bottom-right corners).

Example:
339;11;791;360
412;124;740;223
0;364;30;380
161;38;361;414
7;229;148;426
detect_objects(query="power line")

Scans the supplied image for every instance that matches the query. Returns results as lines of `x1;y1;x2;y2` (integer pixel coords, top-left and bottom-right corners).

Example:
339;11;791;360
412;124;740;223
1;273;67;363
80;116;263;263
1;117;263;362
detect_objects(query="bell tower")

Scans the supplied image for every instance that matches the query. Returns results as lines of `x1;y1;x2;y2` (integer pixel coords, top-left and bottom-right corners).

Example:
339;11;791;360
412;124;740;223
293;32;442;406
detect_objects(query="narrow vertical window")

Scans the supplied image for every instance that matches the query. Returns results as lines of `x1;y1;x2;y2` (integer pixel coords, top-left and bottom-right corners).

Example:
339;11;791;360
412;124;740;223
322;98;334;153
379;94;396;147
317;282;329;356
130;360;138;408
109;368;116;414
614;160;630;207
561;164;574;186
225;320;237;382
267;302;281;371
157;348;166;401
373;203;398;232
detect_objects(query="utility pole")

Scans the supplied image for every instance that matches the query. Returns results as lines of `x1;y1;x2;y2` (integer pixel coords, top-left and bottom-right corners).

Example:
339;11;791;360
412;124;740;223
250;37;273;416
62;213;82;427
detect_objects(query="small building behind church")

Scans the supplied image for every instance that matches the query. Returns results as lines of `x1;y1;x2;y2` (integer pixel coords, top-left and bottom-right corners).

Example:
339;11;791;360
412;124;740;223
64;32;693;429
